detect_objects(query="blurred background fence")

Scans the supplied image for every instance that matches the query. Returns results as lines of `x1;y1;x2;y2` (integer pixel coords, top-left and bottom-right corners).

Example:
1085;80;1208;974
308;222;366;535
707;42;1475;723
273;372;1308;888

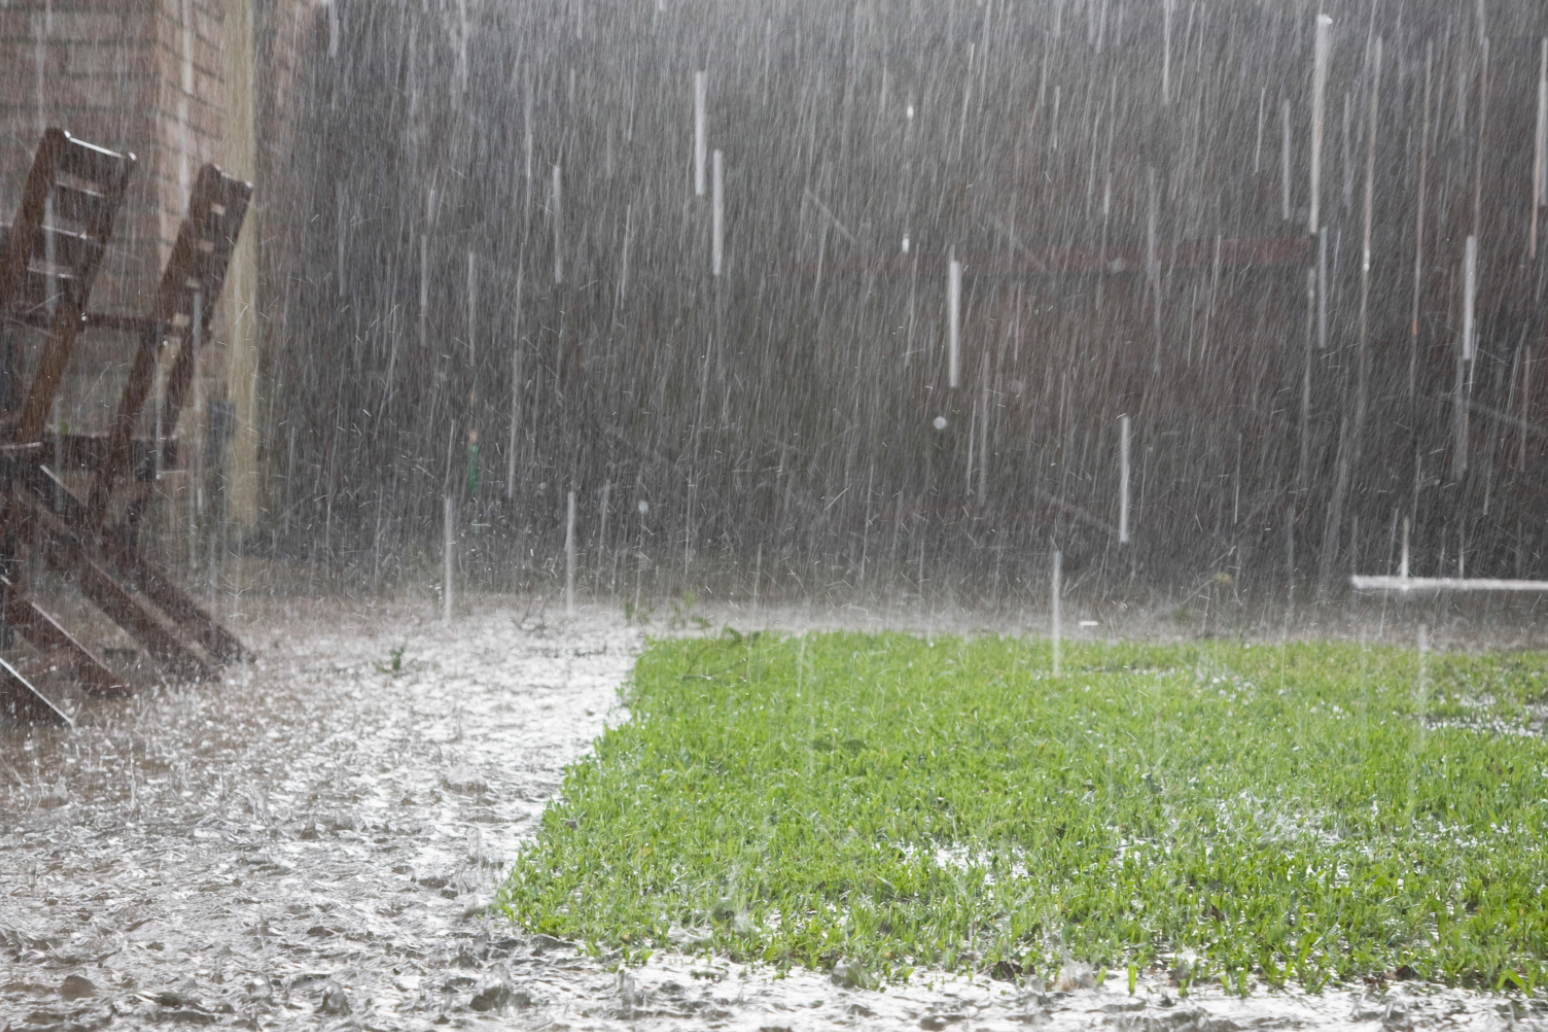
4;0;1548;605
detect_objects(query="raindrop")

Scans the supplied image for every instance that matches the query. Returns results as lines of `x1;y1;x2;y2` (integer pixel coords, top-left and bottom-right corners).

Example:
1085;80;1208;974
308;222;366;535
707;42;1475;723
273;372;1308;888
694;70;708;197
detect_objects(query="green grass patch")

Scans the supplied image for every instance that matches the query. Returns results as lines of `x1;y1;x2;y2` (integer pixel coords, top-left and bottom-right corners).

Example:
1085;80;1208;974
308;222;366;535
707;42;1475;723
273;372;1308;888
498;630;1548;992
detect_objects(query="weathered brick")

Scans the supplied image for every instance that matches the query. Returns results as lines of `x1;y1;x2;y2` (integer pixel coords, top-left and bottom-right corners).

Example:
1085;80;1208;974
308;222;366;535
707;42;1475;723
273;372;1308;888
1;0;310;481
47;12;124;42
64;41;139;77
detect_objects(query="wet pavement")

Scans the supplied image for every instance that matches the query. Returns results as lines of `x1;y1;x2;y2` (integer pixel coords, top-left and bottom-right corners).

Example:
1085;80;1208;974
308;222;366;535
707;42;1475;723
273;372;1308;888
3;594;1546;1030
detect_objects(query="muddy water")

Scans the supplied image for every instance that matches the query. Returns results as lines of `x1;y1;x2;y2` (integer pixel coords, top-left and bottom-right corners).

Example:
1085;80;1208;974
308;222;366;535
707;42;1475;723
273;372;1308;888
2;597;1544;1030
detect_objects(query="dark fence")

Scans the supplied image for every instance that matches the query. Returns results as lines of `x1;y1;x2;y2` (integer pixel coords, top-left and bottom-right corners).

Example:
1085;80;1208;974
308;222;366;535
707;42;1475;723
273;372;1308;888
246;0;1548;599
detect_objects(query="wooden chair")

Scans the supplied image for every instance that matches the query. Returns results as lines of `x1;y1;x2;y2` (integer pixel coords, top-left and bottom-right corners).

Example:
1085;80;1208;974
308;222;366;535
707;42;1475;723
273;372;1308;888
12;161;255;687
0;129;135;724
0;136;256;725
74;163;253;665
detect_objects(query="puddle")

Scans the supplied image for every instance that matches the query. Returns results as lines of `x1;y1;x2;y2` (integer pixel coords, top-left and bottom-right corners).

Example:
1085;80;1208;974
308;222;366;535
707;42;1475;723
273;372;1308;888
0;598;635;1028
2;597;1544;1029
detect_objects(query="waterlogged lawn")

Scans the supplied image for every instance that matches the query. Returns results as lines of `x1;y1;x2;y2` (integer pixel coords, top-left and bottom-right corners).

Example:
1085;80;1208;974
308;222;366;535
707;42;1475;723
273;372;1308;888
499;631;1548;992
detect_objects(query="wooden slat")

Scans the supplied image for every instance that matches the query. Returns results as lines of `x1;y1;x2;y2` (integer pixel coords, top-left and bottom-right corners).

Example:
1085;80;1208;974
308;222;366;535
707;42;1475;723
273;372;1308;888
57;135;134;190
0;656;72;727
44;433;168;477
11;267;79;314
101;527;247;663
88;163;249;528
52;184;114;237
35;465;241;662
0;129;68;316
0;573;126;696
16;305;91;442
33;225;102;274
81;311;163;334
15;493;215;682
1;130;135;446
155;172;251;447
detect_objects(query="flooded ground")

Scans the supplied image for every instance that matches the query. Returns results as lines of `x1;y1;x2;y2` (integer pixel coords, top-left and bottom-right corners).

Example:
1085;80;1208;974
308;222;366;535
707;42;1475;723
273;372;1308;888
3;592;1547;1030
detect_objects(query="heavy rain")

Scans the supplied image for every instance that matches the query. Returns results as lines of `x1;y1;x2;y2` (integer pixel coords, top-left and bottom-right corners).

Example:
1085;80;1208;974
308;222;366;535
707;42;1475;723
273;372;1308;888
3;0;1548;1028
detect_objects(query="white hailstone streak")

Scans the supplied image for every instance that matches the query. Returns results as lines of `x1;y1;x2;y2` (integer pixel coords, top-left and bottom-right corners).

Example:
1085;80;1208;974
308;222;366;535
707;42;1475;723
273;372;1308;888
1309;14;1332;235
1533;38;1546;258
694;70;708;197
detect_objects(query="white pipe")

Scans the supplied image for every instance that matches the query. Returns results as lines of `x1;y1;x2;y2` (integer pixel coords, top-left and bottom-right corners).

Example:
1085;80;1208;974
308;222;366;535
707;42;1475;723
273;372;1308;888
948;258;962;388
712;149;724;276
1399;517;1410;579
337;182;347;292
565;487;577;617
466;250;476;365
1051;551;1062;678
1119;414;1131;544
419;232;429;355
1281;98;1292;221
1463;234;1477;362
752;541;762;613
977;353;989;503
552;164;563;285
506;270;523;500
1352;575;1548;593
443;494;455;624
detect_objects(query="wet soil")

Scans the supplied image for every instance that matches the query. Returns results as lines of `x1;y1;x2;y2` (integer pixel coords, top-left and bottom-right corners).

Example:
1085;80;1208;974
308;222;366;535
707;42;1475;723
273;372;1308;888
3;594;1546;1030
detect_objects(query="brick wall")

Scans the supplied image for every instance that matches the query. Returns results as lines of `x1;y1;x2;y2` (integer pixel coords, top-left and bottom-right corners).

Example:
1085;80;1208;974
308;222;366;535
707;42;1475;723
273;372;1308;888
0;0;315;529
0;0;309;300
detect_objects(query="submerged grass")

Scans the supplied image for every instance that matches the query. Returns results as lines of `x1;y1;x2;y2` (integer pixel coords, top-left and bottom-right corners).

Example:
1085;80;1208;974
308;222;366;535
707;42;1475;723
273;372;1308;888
498;630;1548;992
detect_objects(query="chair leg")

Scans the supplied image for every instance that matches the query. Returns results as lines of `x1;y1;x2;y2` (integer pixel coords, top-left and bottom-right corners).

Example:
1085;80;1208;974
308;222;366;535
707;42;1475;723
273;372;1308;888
0;655;72;727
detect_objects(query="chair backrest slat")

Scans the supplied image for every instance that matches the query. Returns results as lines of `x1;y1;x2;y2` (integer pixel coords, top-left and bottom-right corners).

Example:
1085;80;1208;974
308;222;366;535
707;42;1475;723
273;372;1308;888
0;129;135;444
86;162;250;528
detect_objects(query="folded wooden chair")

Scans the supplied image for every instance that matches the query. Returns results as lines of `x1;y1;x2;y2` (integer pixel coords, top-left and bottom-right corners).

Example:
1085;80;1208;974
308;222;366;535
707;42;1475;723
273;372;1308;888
12;161;255;690
0;129;135;724
73;163;253;665
0;138;255;726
